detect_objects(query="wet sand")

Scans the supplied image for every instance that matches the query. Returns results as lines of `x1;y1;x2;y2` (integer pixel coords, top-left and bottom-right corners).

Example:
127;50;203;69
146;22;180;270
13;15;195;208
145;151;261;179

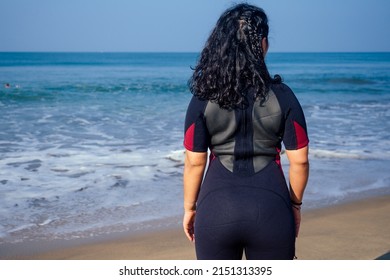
2;195;389;260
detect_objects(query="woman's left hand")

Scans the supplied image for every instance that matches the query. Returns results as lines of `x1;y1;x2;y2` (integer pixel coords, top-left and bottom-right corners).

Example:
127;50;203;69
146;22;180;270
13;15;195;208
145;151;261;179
183;210;196;242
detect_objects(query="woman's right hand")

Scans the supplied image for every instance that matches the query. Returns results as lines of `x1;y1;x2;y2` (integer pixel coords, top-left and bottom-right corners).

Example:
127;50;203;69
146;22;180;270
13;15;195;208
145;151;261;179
292;205;301;237
183;210;196;242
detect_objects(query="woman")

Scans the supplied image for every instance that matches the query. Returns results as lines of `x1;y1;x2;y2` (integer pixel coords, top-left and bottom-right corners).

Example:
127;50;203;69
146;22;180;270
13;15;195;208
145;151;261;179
183;3;309;260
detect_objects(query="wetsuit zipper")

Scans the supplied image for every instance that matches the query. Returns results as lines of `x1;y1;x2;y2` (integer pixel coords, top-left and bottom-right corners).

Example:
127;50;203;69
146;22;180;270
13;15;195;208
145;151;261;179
239;107;248;172
242;108;247;158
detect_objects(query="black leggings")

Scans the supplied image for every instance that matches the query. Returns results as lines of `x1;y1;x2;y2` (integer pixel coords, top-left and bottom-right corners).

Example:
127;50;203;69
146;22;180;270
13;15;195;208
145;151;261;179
194;160;296;260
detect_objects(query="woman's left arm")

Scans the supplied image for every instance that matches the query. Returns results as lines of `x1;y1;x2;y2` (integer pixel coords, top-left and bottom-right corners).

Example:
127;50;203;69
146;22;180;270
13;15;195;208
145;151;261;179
183;150;208;242
286;146;309;238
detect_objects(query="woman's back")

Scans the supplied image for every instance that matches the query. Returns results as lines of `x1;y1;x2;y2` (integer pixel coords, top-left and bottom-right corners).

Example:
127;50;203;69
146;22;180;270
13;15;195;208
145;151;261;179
184;83;308;175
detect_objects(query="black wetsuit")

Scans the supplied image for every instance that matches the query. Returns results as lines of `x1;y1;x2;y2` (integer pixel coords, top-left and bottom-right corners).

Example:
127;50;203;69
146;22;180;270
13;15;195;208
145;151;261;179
184;83;309;260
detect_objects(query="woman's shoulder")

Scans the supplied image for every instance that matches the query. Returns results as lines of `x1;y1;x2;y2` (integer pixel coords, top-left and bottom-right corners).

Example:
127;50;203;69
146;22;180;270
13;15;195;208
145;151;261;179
189;94;209;105
187;95;210;113
270;82;294;95
270;82;302;110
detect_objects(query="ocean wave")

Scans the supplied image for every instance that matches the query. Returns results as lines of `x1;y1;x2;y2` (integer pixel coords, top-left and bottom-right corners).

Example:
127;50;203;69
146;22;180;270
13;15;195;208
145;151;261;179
0;83;189;103
0;52;198;67
325;77;375;85
166;148;388;161
165;149;185;164
309;148;389;160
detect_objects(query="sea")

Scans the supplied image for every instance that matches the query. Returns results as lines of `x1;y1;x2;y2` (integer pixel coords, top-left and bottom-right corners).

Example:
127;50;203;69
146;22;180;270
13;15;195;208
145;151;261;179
0;52;389;245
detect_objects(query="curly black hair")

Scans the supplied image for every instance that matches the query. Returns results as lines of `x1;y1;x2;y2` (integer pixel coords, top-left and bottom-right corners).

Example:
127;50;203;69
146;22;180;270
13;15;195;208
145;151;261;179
189;3;281;109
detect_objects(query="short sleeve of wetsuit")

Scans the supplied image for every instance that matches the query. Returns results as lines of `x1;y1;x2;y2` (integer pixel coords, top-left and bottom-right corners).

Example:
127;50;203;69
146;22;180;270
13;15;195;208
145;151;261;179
273;83;309;150
183;96;210;152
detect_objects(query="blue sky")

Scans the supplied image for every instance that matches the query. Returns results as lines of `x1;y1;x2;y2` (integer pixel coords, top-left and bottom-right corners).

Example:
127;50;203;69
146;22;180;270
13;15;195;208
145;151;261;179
0;0;389;52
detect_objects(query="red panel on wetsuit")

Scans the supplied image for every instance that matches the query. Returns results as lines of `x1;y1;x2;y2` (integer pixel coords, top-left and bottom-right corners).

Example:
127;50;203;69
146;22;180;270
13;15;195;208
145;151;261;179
293;121;309;149
184;123;195;151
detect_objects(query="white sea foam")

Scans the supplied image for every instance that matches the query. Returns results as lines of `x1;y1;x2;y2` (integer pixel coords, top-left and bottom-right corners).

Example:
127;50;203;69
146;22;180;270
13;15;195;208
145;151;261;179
309;148;390;160
166;149;185;163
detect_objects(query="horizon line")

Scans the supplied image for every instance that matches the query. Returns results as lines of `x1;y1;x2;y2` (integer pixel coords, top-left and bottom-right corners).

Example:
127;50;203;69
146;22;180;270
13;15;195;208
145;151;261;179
1;50;389;54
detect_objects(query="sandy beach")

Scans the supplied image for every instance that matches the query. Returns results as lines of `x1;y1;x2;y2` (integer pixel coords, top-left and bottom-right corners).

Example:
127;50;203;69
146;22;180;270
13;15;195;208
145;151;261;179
1;195;389;260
